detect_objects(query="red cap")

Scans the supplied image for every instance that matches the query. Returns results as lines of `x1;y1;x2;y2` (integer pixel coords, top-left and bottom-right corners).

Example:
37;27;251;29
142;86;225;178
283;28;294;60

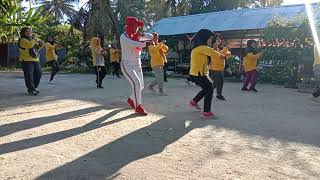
126;16;144;27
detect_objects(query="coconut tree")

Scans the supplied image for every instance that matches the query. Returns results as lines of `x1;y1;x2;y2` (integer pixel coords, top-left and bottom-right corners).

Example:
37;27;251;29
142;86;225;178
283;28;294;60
39;0;79;22
71;0;121;43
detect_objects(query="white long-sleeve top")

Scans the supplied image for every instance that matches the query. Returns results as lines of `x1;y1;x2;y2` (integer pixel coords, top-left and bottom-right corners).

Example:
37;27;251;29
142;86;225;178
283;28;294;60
120;33;153;66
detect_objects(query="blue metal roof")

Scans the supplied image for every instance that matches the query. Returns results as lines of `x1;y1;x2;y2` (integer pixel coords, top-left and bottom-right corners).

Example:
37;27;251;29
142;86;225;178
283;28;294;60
149;4;316;36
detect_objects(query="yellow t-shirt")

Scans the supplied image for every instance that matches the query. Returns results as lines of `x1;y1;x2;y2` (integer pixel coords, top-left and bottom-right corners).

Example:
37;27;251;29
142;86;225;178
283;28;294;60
209;47;231;71
110;48;120;63
243;52;262;72
190;45;221;76
314;46;320;65
148;42;169;68
45;42;58;62
18;38;40;62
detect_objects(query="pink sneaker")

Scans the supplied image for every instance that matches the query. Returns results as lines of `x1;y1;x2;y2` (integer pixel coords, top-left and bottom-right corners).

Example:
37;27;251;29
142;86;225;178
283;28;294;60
189;100;201;111
201;112;215;119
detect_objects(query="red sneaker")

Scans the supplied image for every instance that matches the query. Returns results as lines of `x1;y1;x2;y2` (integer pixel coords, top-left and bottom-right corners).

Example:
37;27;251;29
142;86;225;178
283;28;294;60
127;98;135;109
200;112;215;119
135;104;148;116
189;100;201;111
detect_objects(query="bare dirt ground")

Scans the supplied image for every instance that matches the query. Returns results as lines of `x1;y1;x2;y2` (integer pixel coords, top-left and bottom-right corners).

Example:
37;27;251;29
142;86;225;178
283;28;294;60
0;72;320;180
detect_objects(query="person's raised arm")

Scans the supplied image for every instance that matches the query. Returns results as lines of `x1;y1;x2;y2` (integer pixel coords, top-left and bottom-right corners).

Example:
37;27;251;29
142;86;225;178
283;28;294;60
196;46;225;60
122;35;147;48
140;33;153;41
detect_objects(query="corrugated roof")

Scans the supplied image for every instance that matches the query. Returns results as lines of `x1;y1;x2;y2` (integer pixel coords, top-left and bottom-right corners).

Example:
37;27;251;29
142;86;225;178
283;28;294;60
149;4;316;36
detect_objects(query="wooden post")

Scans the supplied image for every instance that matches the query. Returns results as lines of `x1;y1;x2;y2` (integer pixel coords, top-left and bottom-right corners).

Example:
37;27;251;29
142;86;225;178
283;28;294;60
239;30;248;71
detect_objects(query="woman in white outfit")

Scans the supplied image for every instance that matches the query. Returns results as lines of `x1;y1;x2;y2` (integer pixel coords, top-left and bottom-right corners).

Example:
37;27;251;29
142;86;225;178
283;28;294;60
120;16;153;116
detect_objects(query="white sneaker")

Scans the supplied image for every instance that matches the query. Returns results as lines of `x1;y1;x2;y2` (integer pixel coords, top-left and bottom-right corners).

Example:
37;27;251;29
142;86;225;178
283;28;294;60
49;80;56;84
186;80;191;86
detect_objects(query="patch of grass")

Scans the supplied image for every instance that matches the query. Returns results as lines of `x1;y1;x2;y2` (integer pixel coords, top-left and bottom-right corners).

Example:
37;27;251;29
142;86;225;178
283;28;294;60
0;66;21;72
59;66;94;74
143;72;154;77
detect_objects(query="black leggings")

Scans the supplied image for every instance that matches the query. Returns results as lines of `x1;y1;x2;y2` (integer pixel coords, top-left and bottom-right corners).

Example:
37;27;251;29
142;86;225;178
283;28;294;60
210;70;224;96
189;75;214;112
164;63;168;81
21;61;42;92
47;60;60;81
111;62;120;77
95;66;106;86
313;86;320;98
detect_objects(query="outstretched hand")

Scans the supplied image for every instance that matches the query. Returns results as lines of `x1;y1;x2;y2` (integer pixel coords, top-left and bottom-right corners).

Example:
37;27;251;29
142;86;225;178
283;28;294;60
220;54;226;59
146;41;153;48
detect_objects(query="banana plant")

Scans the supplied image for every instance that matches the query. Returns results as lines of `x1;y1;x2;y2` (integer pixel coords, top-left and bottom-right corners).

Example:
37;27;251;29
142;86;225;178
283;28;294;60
0;0;47;43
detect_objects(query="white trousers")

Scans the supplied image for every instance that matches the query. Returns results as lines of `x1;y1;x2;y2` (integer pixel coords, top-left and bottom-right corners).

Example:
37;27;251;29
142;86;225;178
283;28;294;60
121;62;144;107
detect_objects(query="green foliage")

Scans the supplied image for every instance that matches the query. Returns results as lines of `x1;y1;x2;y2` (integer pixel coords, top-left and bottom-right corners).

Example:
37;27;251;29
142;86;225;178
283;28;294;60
226;55;240;71
261;14;315;86
36;24;90;65
0;0;47;43
38;0;78;22
86;0;113;37
251;0;283;7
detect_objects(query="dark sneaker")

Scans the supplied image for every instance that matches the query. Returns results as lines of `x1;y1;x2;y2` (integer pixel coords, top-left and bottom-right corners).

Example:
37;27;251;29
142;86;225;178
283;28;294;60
312;89;320;98
216;95;226;101
249;87;258;92
241;87;251;91
28;90;38;96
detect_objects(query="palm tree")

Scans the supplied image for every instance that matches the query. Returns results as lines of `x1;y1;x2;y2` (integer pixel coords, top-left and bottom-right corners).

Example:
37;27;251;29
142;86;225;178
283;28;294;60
71;0;120;42
39;0;79;21
20;0;39;9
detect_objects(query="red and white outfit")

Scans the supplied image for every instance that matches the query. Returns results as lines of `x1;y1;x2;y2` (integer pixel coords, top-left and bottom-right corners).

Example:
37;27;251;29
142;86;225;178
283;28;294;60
120;17;153;115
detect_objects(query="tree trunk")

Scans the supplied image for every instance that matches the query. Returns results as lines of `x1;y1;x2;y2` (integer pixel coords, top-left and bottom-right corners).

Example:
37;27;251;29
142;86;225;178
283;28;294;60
106;0;121;44
99;33;104;48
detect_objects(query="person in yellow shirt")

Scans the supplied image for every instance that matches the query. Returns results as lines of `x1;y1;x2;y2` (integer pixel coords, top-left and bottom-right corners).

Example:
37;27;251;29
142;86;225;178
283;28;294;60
90;37;107;88
148;32;169;96
45;35;61;84
110;44;121;78
209;34;231;100
241;40;262;92
188;29;225;119
18;27;44;95
312;46;320;98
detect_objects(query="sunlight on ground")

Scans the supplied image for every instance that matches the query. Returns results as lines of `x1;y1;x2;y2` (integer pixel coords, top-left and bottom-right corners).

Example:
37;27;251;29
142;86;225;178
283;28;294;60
1;76;320;179
0;98;168;179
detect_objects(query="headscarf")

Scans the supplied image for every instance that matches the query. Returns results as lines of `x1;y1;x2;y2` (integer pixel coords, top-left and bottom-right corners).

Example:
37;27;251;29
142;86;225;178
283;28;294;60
245;40;258;56
90;37;104;53
191;29;214;49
